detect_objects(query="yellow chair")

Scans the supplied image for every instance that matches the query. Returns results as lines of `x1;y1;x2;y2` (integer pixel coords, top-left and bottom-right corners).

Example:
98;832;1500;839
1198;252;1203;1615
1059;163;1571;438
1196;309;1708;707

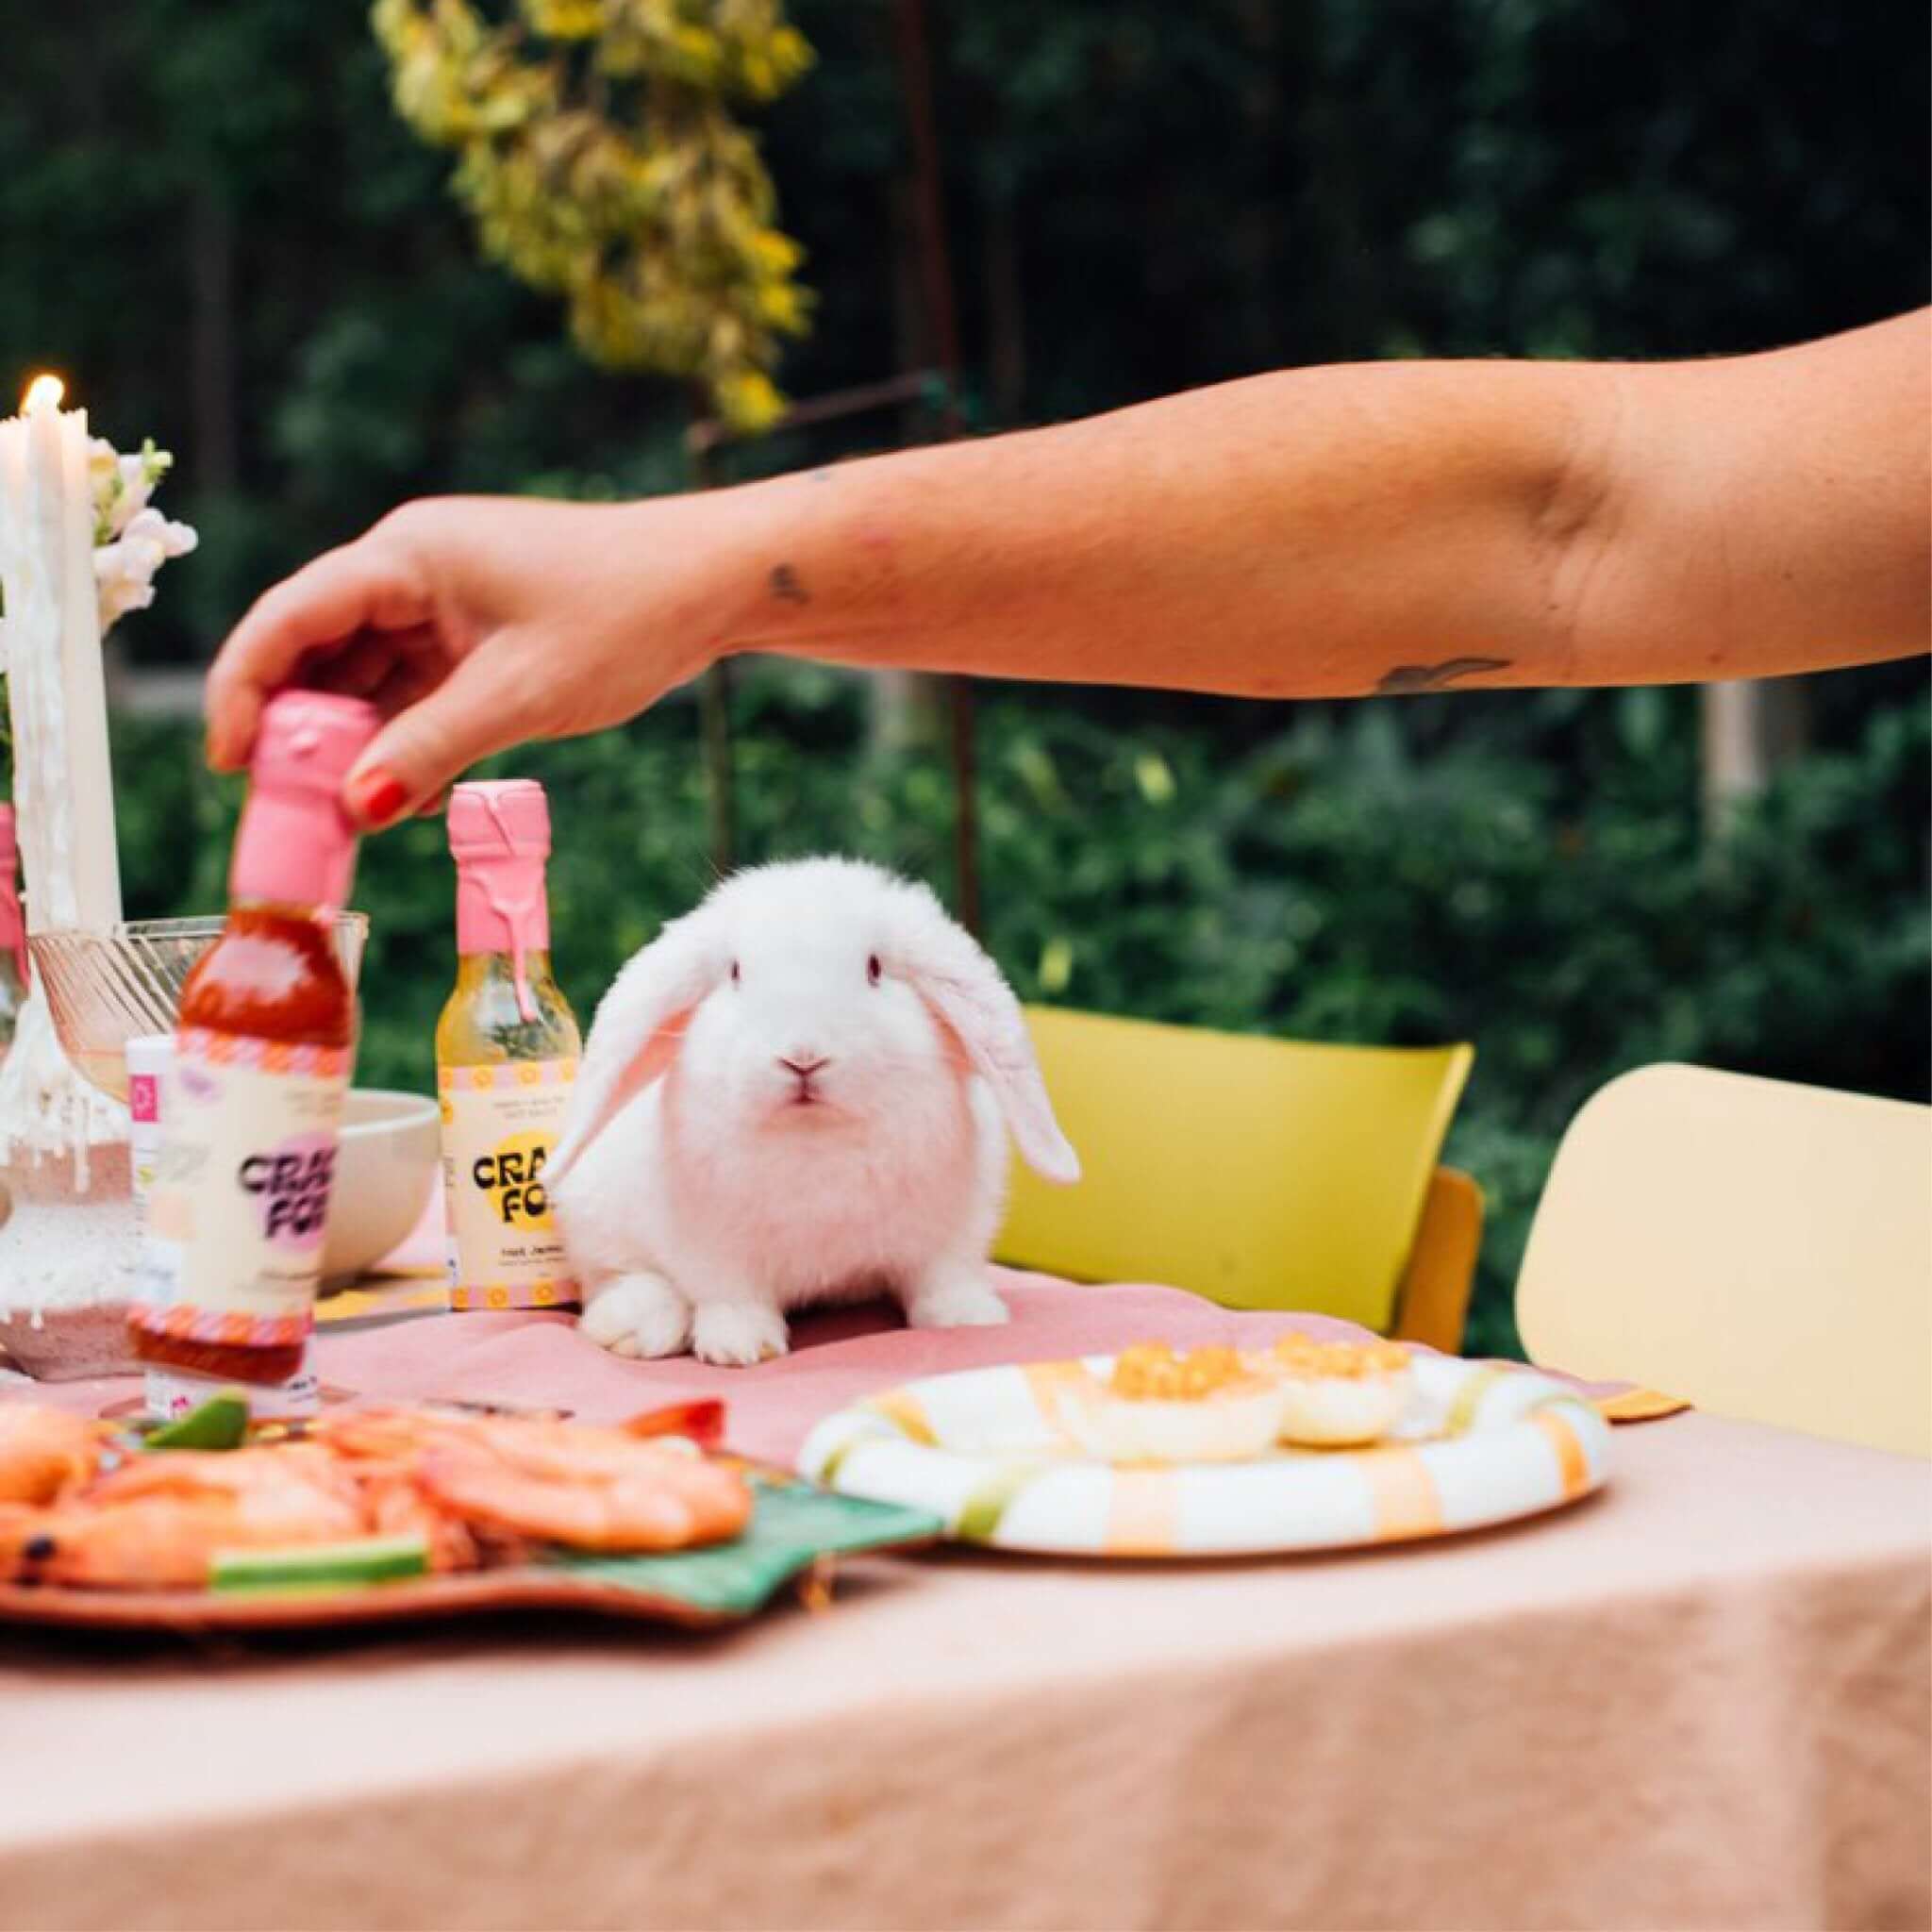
1516;1063;1932;1458
995;1007;1480;1349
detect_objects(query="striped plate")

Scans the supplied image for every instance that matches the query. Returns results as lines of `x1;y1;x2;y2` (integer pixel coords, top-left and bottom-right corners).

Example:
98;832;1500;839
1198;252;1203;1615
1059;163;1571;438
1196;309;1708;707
797;1352;1611;1557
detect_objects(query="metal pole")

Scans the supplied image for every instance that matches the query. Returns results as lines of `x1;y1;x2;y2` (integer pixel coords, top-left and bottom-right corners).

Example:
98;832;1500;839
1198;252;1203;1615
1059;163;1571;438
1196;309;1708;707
892;0;982;938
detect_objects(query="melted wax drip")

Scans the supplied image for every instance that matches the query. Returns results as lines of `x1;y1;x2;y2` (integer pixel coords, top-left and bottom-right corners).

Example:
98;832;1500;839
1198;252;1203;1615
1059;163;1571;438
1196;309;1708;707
476;787;540;1024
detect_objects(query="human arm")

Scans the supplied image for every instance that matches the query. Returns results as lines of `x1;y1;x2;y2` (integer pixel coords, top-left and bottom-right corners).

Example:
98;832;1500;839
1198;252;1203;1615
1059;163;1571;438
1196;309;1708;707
205;310;1929;823
738;309;1928;697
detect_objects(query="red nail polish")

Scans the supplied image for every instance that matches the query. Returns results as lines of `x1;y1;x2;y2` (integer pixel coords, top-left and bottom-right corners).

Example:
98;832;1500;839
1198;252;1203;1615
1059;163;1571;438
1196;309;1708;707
352;769;409;827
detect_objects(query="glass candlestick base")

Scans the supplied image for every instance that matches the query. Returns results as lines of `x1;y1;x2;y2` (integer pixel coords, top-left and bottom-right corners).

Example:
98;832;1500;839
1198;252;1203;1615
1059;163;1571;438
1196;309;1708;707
0;1140;139;1378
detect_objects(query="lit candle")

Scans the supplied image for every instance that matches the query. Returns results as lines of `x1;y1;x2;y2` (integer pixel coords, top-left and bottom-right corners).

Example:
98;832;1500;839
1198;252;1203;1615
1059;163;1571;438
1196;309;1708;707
0;374;123;933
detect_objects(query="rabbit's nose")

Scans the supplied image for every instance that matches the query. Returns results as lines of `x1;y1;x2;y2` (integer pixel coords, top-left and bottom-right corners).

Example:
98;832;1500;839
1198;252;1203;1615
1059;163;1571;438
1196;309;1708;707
778;1054;830;1078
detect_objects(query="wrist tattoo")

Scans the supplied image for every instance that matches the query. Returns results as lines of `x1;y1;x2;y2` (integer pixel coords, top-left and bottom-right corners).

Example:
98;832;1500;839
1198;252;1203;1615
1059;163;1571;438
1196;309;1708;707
1376;656;1511;695
769;563;809;605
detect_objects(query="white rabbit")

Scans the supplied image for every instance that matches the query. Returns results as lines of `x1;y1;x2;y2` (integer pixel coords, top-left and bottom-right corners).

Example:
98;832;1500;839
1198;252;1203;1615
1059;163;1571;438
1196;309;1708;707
547;857;1080;1366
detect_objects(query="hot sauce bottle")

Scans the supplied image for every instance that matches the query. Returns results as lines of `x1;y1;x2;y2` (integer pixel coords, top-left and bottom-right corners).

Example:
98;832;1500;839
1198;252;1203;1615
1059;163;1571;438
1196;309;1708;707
436;779;582;1310
0;806;25;1063
128;692;377;1385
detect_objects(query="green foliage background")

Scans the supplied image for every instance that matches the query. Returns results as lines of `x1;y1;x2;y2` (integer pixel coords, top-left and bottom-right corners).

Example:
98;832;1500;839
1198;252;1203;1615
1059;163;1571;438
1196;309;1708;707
112;670;1927;1357
6;3;1925;631
4;1;1928;1352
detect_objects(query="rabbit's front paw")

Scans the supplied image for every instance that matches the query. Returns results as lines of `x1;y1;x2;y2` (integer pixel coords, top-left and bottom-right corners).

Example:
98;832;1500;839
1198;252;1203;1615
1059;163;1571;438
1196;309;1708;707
691;1301;790;1367
904;1269;1010;1330
580;1273;692;1359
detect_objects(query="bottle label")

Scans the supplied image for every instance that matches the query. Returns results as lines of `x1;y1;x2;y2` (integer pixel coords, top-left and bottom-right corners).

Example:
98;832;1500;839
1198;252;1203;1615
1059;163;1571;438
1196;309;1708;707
439;1058;579;1309
127;1065;165;1244
132;1026;350;1352
145;1357;320;1423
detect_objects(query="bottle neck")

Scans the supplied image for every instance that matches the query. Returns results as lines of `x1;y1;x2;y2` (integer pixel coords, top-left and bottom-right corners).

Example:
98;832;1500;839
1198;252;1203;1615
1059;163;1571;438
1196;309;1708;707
226;895;330;923
454;950;555;992
454;855;550;1024
231;786;357;911
454;858;550;958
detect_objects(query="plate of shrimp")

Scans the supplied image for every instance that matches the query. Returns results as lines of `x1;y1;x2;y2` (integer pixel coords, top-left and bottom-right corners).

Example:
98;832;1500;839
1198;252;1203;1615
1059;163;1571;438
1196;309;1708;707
0;1399;940;1631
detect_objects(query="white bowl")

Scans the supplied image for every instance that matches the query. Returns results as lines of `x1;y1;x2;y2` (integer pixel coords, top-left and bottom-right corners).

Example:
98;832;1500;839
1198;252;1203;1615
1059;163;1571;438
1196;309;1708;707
321;1089;441;1288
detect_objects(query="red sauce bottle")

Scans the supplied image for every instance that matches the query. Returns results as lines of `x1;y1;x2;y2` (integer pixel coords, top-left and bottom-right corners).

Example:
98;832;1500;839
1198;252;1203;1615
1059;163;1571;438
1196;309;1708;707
128;692;377;1384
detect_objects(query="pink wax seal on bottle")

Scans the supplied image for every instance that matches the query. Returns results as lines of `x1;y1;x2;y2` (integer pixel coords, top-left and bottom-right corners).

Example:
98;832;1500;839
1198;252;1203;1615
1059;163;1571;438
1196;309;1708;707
230;691;378;912
448;779;555;1023
0;804;26;990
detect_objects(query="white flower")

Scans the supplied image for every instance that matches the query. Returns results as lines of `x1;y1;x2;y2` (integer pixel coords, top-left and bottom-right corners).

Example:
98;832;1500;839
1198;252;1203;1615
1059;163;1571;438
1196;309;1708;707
111;456;153;537
94;508;197;634
86;437;175;546
74;433;193;635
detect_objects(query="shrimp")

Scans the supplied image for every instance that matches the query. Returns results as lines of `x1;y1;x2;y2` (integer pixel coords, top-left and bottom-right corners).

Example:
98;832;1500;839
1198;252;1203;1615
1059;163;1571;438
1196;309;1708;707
4;1446;369;1589
310;1405;749;1553
415;1438;751;1552
356;1467;480;1574
82;1443;364;1511
0;1405;748;1587
315;1405;752;1552
89;1442;481;1574
0;1407;103;1506
309;1406;487;1465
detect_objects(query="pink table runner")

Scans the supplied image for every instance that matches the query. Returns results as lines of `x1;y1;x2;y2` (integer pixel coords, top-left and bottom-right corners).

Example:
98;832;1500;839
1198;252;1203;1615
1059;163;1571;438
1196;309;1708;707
318;1275;1377;1463
13;1269;1375;1464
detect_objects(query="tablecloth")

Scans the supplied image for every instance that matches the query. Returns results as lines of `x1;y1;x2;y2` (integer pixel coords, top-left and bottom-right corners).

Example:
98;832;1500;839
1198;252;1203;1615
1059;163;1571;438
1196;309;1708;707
0;1275;1925;1932
17;1269;1387;1464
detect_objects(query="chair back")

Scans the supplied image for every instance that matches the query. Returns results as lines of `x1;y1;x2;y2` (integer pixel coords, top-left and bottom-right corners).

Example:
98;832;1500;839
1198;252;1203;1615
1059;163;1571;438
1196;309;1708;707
996;1007;1473;1331
1517;1062;1932;1457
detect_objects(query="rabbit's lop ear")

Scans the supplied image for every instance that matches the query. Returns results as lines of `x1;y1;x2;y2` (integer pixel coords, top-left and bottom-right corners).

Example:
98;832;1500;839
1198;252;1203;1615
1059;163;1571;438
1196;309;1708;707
901;903;1081;1185
546;910;725;1186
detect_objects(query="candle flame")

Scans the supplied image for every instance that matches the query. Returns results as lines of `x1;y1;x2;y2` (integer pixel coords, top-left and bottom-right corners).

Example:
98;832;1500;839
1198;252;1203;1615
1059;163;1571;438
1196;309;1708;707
22;374;65;415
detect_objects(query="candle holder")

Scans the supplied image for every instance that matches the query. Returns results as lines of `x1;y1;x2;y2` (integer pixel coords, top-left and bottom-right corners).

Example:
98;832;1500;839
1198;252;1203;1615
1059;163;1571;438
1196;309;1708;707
0;913;367;1380
0;376;212;1383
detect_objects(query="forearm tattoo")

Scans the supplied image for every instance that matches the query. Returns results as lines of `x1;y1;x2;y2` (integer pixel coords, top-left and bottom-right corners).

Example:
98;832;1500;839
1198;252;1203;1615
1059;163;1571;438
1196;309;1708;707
1375;657;1511;694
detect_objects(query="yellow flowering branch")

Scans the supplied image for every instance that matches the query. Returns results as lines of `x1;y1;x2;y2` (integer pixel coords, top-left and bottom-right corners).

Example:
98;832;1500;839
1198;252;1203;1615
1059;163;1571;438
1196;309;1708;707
372;0;814;432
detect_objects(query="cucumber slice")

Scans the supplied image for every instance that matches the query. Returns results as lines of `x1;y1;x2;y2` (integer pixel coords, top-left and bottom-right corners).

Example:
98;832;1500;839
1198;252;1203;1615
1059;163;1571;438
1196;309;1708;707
146;1393;251;1452
211;1534;430;1594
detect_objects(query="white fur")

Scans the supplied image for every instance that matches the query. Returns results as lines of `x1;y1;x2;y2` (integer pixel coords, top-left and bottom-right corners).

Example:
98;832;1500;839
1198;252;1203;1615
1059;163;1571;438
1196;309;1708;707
552;858;1079;1366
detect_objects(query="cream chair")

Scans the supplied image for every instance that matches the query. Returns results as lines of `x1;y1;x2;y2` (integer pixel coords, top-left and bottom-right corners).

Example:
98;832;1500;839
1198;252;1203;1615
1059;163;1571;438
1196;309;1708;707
1516;1062;1932;1457
995;1007;1479;1348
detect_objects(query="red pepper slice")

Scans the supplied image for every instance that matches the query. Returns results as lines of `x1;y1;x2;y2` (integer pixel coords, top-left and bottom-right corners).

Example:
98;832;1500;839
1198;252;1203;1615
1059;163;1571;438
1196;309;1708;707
623;1398;725;1449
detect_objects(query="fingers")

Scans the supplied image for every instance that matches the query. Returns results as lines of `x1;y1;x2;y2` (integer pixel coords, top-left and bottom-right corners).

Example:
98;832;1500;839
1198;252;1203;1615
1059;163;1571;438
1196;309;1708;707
304;628;408;701
362;636;447;721
341;645;531;829
205;527;434;772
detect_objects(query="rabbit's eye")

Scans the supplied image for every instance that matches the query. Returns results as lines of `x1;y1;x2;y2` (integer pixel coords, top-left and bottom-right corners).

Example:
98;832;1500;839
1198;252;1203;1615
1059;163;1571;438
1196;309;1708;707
729;960;741;987
866;954;883;986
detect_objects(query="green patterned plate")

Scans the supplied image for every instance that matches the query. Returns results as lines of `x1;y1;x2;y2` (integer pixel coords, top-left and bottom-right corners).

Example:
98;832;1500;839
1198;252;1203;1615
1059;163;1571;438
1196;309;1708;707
800;1352;1611;1557
0;1474;941;1633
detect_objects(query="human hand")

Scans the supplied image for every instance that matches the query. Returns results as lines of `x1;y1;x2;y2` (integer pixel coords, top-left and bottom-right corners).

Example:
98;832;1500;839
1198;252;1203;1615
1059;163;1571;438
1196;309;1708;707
205;493;754;825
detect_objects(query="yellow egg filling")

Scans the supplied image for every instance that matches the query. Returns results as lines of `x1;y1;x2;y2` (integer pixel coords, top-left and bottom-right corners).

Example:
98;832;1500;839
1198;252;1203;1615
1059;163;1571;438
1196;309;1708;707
1107;1343;1270;1402
1263;1335;1411;1382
